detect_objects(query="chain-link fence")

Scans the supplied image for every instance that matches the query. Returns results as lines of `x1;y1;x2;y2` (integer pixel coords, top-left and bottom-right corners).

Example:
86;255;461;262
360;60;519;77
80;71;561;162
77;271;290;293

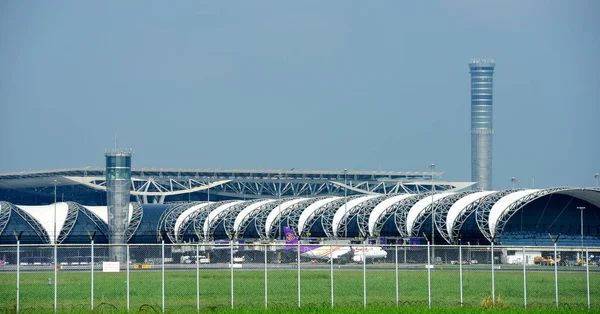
0;243;598;312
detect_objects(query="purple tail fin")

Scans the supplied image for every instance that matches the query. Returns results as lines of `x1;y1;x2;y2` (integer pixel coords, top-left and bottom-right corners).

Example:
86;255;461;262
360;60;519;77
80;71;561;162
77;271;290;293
283;226;298;245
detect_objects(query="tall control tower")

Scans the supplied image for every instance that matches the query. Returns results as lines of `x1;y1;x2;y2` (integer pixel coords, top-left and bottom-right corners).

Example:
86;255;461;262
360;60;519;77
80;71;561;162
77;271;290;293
105;150;132;261
469;58;495;191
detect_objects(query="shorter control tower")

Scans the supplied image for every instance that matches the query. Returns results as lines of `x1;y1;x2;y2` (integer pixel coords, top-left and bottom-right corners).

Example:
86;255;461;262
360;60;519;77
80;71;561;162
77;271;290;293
105;150;132;261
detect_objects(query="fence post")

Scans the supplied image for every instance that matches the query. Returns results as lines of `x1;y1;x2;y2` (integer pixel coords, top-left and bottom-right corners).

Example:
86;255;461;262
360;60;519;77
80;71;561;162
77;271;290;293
553;242;558;308
197;244;200;313
550;234;560;309
427;240;431;309
126;244;130;312
230;239;234;310
362;238;367;309
522;246;527;309
491;241;495;308
459;243;463;307
16;237;21;313
54;241;58;313
297;237;301;308
90;239;94;311
264;243;267;309
162;240;165;313
395;244;398;307
586;247;590;310
330;243;334;308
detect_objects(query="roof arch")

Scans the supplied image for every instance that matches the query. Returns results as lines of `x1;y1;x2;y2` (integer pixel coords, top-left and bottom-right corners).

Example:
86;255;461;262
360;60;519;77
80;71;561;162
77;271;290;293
406;192;455;236
192;201;238;241
297;197;341;236
19;203;69;244
332;195;380;237
368;195;414;236
233;199;277;236
432;191;476;244
264;198;309;236
490;187;600;239
445;191;495;243
173;202;210;240
202;200;246;240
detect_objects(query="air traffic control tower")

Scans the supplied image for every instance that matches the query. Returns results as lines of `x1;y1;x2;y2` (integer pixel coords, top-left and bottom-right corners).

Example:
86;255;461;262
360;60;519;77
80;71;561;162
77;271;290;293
105;150;132;261
469;58;495;191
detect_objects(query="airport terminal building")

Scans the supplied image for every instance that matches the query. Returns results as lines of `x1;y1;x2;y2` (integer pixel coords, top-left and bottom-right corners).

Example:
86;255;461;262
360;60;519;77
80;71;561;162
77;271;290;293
0;167;599;247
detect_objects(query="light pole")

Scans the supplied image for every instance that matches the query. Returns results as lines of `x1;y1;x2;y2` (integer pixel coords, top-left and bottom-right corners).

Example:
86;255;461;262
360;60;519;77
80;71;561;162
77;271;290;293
53;180;58;313
207;176;210;203
595;173;599;188
428;164;435;263
511;177;517;189
344;169;348;239
278;172;282;240
577;206;586;263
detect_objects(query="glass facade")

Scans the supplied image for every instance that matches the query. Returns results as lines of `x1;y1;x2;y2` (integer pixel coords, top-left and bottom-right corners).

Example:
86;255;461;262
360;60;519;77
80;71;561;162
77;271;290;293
469;59;495;191
105;152;132;261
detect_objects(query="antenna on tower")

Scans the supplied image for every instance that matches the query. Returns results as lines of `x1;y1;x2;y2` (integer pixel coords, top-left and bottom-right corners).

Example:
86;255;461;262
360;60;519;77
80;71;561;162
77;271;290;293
114;134;117;150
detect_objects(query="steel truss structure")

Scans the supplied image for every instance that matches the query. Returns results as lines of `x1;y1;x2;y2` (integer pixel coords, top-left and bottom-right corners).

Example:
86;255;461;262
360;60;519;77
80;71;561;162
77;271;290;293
300;196;363;238
433;191;476;244
0;168;474;204
1;188;599;245
0;201;49;243
236;198;290;240
219;199;274;240
475;190;523;243
344;196;387;238
277;198;325;240
446;191;496;244
492;187;572;240
392;194;434;238
192;201;238;241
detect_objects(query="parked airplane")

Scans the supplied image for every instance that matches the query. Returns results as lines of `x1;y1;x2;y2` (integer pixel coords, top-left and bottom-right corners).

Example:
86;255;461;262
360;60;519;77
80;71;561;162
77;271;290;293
283;226;387;263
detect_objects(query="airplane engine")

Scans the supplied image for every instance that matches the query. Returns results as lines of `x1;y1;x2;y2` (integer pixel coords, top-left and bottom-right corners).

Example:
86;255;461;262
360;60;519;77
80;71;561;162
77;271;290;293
352;255;363;263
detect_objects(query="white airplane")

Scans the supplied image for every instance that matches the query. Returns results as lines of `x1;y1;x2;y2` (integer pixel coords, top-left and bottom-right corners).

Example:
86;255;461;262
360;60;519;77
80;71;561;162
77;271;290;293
283;227;387;263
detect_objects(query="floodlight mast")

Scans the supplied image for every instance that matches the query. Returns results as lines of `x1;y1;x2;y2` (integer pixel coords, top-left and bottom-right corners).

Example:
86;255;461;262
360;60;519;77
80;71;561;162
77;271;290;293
428;163;435;263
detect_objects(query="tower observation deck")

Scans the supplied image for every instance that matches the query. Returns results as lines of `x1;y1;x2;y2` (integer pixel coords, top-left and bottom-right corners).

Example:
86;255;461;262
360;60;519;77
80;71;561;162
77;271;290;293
469;58;495;191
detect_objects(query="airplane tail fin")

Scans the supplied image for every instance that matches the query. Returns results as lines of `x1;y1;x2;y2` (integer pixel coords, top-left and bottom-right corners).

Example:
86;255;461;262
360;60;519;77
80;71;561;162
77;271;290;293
283;226;298;244
283;226;298;250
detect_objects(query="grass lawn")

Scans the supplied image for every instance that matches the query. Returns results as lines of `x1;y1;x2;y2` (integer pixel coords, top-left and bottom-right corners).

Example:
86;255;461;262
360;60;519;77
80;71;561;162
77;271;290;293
0;265;598;312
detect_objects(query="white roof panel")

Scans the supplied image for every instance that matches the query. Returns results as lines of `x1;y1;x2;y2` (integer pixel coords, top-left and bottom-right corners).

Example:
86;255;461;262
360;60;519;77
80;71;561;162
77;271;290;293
19;203;69;244
203;201;245;239
368;194;414;236
489;189;539;237
84;206;108;224
297;197;341;234
446;191;495;239
332;195;380;236
406;193;454;236
174;203;210;237
265;198;308;235
233;199;277;233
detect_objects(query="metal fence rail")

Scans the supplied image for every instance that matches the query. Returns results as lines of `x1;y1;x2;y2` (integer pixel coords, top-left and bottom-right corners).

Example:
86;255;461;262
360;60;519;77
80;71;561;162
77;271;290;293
0;242;598;312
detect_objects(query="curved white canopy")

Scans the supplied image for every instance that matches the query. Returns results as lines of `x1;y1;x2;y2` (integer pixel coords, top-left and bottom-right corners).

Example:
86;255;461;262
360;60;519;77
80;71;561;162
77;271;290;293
446;191;495;240
332;195;380;236
19;203;69;244
489;189;539;237
174;203;210;237
203;201;244;239
265;198;308;235
368;194;414;236
84;206;109;223
297;197;341;234
406;193;454;236
233;199;276;234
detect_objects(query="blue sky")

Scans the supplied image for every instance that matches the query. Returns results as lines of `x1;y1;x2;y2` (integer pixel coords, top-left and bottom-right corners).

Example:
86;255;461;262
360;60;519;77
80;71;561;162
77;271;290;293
1;1;598;189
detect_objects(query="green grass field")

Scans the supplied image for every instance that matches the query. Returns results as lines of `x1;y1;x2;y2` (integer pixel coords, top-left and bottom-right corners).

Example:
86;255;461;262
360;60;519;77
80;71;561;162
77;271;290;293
0;266;598;312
